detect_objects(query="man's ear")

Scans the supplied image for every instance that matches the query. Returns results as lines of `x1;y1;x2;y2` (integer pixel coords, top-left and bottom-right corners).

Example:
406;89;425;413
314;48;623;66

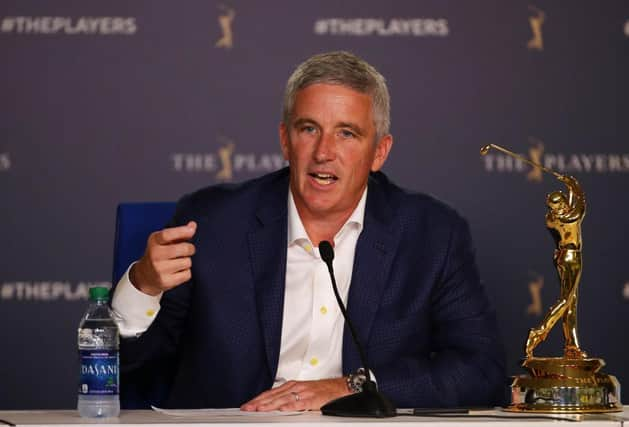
371;134;393;172
279;122;290;161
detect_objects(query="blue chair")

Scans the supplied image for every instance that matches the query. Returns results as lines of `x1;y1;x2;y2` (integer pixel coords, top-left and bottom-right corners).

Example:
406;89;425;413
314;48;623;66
112;202;177;284
112;201;176;409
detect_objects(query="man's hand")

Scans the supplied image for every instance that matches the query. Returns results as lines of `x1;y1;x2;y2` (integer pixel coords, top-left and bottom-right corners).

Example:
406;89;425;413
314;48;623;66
130;221;197;296
240;378;350;412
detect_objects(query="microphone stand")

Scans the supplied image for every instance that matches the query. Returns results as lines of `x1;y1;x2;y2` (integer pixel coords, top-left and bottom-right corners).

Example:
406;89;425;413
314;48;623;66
318;241;396;418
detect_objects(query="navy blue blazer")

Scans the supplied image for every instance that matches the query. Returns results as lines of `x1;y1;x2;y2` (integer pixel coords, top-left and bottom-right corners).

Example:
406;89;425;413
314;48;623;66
119;167;506;409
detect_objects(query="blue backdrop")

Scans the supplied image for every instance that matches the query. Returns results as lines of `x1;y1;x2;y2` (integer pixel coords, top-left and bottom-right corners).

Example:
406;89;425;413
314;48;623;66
1;0;628;409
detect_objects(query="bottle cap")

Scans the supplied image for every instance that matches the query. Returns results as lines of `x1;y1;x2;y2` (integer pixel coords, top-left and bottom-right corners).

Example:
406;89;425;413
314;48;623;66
89;286;110;301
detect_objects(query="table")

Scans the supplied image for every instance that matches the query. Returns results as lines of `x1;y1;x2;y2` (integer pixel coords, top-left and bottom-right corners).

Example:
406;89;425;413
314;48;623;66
0;408;627;427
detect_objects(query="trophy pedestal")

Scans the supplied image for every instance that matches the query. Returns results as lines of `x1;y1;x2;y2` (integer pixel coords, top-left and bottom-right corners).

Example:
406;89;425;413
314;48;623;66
507;357;622;413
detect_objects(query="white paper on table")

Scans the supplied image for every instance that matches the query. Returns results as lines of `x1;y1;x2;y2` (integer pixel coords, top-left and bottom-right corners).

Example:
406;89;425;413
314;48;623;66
151;406;306;417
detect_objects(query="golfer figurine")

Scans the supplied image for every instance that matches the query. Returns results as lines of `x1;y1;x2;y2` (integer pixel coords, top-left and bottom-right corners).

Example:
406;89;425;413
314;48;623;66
481;144;622;412
525;175;587;359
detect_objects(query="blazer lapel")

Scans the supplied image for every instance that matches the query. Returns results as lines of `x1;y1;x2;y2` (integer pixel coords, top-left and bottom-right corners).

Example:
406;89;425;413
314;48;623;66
245;170;399;378
247;171;289;381
343;173;399;372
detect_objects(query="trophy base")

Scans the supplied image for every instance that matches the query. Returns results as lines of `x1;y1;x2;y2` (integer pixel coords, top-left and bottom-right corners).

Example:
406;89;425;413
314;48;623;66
506;357;622;413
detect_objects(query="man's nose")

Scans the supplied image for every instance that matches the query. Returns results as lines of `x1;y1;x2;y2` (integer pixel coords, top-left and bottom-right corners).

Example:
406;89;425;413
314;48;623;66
314;132;336;162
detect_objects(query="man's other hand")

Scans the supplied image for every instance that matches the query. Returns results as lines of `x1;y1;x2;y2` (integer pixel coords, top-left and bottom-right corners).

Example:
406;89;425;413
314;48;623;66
240;378;350;412
130;221;197;296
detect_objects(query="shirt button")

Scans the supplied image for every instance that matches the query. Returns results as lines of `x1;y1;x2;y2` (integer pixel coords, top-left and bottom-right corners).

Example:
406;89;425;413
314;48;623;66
146;309;156;317
320;306;328;315
310;357;319;366
303;243;312;252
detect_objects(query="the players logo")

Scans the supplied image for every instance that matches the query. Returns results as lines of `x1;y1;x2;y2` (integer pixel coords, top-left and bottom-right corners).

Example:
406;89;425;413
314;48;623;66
0;153;10;171
527;5;545;51
216;138;235;181
526;138;544;182
171;136;286;181
481;139;629;180
215;5;235;49
527;274;544;316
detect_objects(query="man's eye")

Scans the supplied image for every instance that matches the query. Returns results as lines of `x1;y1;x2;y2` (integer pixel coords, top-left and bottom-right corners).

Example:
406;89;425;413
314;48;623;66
301;125;317;134
340;129;356;138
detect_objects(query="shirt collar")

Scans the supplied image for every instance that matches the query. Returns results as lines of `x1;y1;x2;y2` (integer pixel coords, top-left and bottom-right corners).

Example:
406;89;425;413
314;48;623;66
287;187;368;246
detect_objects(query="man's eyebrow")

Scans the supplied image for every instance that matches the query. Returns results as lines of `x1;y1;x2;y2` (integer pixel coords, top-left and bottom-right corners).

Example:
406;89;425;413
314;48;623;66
292;117;319;128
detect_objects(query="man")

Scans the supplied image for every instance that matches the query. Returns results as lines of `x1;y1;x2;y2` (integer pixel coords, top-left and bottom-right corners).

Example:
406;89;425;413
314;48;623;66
112;51;506;410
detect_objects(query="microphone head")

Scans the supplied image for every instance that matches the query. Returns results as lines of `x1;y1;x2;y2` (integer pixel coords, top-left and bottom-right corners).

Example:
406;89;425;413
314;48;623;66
319;240;334;263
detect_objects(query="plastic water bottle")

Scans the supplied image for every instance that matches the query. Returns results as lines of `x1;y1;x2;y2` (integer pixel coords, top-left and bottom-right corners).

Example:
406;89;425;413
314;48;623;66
77;286;120;418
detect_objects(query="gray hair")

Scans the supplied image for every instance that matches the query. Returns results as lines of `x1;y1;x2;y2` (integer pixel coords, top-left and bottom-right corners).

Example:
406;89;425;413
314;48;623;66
282;51;391;140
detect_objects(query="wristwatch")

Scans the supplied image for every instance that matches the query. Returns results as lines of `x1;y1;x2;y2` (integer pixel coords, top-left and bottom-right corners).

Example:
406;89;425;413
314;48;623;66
346;368;367;393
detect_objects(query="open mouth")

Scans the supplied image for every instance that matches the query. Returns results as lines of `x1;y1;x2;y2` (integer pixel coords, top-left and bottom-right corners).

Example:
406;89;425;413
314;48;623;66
308;172;338;185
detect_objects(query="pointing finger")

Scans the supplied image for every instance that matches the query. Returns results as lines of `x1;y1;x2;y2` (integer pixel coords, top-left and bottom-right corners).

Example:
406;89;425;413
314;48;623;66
154;221;197;245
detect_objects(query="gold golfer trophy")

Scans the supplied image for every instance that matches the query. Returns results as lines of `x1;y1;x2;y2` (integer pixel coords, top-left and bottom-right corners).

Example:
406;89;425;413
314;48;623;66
481;144;622;413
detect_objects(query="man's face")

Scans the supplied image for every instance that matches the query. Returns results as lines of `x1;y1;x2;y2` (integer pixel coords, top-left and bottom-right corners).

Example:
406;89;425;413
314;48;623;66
280;83;392;221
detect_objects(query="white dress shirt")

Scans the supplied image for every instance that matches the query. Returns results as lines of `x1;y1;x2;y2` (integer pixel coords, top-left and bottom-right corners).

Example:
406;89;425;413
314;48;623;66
111;187;367;385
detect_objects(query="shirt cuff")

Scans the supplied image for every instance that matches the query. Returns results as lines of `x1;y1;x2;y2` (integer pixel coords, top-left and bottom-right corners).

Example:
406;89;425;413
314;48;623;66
111;262;162;338
369;369;377;386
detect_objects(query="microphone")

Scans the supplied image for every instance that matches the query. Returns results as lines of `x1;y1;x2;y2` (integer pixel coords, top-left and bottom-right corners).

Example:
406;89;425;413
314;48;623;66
318;241;396;418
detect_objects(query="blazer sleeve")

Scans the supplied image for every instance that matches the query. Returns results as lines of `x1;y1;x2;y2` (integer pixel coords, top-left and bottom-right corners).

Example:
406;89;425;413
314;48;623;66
115;201;196;408
375;217;507;408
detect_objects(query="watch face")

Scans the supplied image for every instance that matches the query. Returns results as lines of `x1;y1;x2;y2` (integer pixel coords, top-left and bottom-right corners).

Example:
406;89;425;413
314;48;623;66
348;370;366;393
